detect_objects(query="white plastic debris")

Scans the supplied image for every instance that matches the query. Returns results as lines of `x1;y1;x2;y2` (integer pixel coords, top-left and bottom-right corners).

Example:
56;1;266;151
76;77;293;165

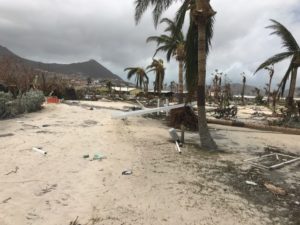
246;181;257;186
32;147;47;155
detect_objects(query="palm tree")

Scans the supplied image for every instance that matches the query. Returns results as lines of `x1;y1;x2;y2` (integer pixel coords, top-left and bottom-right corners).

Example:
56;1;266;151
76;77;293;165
264;65;274;104
146;18;185;103
241;73;246;104
255;19;300;113
124;67;149;92
106;81;113;95
147;59;165;95
135;0;217;150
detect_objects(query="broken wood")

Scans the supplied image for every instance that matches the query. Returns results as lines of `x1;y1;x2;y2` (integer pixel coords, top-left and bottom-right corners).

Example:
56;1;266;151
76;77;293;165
264;182;286;195
207;118;300;135
1;197;12;204
269;157;300;169
5;166;19;175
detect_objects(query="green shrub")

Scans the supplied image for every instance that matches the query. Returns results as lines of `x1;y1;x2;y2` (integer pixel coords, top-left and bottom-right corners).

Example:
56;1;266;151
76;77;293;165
0;90;44;119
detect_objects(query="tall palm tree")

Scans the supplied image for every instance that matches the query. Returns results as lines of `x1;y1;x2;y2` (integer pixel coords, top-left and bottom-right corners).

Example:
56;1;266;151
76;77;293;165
124;67;149;92
241;73;246;104
147;59;165;95
135;0;217;149
255;19;300;113
264;65;274;104
146;17;185;103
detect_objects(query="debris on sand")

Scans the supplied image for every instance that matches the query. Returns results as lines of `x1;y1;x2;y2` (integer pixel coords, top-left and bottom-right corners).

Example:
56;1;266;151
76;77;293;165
1;197;12;204
122;170;132;175
5;166;19;176
0;133;14;138
264;182;286;196
32;147;47;155
245;181;257;186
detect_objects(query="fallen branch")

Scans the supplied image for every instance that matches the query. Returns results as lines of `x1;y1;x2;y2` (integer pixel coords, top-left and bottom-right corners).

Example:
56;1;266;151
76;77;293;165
5;166;19;175
207;118;300;135
1;197;12;204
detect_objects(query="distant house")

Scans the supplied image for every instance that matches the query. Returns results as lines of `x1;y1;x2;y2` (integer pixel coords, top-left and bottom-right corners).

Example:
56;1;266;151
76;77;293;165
112;86;143;96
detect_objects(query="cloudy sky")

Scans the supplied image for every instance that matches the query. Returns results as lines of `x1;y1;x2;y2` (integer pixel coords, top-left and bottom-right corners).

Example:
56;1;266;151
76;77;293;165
0;0;299;89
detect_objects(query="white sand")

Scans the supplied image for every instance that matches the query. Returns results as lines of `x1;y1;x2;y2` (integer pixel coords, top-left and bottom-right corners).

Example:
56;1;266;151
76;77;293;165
0;101;299;225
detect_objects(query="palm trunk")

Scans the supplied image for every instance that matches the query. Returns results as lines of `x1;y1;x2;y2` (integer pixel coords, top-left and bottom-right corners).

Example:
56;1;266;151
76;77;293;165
178;60;184;103
241;82;245;104
196;4;217;150
267;76;272;104
286;67;297;111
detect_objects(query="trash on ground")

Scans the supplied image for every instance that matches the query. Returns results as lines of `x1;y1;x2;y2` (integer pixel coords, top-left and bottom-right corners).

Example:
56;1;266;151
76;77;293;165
246;180;258;186
92;153;106;161
1;197;12;204
32;147;47;155
122;170;132;175
264;182;286;195
0;133;14;138
83;154;89;159
244;151;300;170
169;128;182;153
42;124;50;127
5;166;19;175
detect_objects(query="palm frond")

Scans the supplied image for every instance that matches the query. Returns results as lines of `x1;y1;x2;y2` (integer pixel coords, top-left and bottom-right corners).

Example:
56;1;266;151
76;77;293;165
268;19;300;52
255;52;294;73
134;0;152;24
206;15;215;55
175;0;190;33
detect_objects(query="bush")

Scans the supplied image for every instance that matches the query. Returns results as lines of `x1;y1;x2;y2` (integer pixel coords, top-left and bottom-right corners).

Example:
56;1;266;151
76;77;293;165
0;90;44;119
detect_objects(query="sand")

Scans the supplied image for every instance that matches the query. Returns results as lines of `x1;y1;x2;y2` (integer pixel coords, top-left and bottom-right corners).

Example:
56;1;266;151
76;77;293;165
0;101;299;225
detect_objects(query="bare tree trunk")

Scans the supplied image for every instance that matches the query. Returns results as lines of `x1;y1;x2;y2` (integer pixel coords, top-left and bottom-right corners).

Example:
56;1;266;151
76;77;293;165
241;81;245;104
178;60;184;103
267;76;272;104
286;67;297;111
196;1;217;150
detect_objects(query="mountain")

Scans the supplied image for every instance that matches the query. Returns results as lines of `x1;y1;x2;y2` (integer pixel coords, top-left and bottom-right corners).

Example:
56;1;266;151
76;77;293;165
229;83;263;96
0;45;123;82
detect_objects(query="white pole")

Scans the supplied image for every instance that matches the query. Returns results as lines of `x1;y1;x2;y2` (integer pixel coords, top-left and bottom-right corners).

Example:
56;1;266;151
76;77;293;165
112;103;194;119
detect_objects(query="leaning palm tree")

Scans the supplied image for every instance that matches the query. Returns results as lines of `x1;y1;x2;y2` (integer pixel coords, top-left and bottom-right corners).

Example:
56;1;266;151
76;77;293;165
124;67;149;93
135;0;217;149
147;59;165;95
146;17;185;103
255;19;300;113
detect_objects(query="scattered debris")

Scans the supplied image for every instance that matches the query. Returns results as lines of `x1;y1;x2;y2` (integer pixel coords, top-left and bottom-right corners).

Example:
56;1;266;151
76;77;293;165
0;133;14;138
89;107;94;110
92;153;106;161
83;154;89;159
32;147;47;155
1;197;12;204
295;201;300;205
122;170;132;175
42;124;50;127
264;182;286;195
5;166;19;175
69;216;81;225
244;152;300;170
246;180;257;186
169;128;182;153
36;184;57;196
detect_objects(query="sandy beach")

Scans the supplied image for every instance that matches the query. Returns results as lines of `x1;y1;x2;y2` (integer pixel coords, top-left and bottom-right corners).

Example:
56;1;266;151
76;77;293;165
0;101;299;225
